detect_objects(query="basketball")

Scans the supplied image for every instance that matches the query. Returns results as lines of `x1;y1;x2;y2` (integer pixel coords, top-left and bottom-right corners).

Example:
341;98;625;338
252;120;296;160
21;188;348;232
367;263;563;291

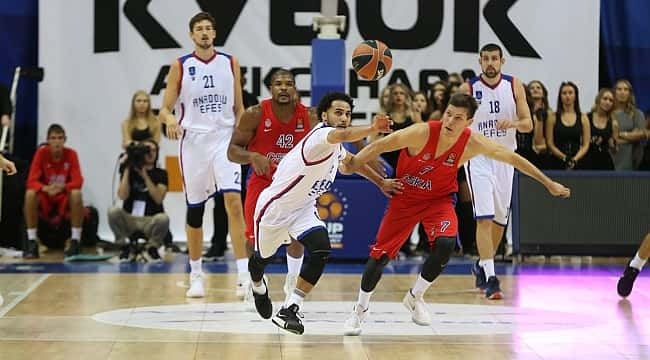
351;40;393;81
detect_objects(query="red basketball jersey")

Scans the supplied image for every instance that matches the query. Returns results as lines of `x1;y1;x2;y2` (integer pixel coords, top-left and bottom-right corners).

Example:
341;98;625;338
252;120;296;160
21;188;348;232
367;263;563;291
247;99;311;182
395;121;471;201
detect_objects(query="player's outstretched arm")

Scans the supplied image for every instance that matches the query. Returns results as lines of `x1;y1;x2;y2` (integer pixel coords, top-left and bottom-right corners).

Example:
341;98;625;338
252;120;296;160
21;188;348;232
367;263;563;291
326;114;391;145
160;60;182;140
346;123;425;174
467;133;570;198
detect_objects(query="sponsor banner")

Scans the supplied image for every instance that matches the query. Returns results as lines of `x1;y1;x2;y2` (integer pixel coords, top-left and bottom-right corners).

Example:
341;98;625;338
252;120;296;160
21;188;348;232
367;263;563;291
39;0;599;239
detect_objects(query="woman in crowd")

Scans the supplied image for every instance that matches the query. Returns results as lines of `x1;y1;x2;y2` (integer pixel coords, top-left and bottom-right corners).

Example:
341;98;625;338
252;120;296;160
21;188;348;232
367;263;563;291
412;90;431;121
121;90;161;148
583;88;619;170
612;79;647;170
545;82;591;170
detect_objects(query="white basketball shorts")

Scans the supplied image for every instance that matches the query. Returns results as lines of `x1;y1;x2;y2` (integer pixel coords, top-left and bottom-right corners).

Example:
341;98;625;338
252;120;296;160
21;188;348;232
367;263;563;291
253;190;325;258
179;128;241;206
464;154;514;226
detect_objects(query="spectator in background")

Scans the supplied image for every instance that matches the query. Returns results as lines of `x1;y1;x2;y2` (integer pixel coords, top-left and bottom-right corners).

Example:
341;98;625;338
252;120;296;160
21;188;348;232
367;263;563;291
528;80;553;167
108;139;169;262
447;72;463;88
23;124;84;259
121;90;161;149
516;84;538;166
412;91;431;120
545;82;590;170
429;80;449;120
612;79;647;170
583;88;618;170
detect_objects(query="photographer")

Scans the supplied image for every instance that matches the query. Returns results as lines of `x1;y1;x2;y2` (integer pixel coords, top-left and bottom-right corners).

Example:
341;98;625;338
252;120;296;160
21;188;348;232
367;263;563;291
108;139;169;262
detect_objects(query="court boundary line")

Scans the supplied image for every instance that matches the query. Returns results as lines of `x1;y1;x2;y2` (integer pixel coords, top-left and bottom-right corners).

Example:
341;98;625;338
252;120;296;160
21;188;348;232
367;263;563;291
0;273;50;317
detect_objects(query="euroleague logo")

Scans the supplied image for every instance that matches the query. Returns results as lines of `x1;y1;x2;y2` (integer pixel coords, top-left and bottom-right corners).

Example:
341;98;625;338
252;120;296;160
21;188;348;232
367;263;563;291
316;188;348;247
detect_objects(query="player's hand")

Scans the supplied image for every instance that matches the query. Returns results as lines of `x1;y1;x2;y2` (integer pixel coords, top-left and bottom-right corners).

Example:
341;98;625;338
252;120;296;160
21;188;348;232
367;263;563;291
546;181;570;198
496;119;515;130
0;158;16;175
165;118;182;140
379;178;403;198
250;152;273;175
367;158;387;178
342;156;362;174
371;114;393;134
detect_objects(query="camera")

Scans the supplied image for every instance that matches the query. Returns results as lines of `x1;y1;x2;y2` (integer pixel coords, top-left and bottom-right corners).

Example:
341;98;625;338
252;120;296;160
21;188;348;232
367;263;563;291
125;142;150;169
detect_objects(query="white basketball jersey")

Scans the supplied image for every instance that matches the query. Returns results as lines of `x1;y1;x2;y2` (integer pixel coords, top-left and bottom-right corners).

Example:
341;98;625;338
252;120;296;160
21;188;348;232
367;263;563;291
262;123;346;210
175;50;235;132
468;74;518;150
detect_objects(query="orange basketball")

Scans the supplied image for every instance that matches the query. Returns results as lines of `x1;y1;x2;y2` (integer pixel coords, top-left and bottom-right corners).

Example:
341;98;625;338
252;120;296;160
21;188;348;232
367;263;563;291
351;40;393;81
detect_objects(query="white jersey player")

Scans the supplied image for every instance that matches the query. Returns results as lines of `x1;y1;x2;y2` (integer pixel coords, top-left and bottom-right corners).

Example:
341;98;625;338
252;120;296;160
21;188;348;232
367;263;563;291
247;92;401;335
459;43;532;299
159;12;249;299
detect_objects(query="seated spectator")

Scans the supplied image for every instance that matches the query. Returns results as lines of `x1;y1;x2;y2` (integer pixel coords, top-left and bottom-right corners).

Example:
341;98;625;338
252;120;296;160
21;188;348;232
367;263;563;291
545;82;591;170
583;88;619;170
412;90;431;120
121;90;161;149
23;124;84;259
108;139;169;262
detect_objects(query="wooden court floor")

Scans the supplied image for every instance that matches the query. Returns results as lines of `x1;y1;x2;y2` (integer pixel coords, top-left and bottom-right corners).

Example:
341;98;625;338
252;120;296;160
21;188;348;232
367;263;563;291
0;257;649;360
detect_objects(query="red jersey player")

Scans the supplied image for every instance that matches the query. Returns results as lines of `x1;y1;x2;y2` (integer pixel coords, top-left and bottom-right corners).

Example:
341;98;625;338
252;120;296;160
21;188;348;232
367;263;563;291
228;69;319;300
341;93;570;335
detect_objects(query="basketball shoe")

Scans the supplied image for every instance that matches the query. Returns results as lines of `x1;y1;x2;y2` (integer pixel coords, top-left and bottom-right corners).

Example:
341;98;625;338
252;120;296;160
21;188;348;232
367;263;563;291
252;278;273;319
484;276;503;300
343;305;368;336
186;272;205;298
472;260;487;292
236;272;251;298
272;303;304;335
617;263;640;298
402;289;431;326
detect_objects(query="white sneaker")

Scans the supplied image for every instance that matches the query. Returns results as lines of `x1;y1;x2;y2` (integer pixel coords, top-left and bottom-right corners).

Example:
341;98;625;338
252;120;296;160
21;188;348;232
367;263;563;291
186;272;205;298
236;272;251;298
283;273;299;303
402;290;431;326
343;305;368;336
0;247;23;258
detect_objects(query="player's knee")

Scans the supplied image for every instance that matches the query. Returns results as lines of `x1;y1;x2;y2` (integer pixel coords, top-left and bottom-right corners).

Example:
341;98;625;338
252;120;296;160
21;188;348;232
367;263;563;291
186;205;205;228
300;227;330;254
223;193;244;217
299;228;331;285
433;236;456;258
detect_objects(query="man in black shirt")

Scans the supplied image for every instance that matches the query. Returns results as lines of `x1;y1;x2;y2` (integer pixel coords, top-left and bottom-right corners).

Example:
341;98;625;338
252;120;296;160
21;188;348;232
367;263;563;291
108;139;169;262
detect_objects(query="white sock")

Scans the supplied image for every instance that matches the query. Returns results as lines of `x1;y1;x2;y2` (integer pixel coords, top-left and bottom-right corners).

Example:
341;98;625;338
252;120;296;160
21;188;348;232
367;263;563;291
71;227;82;241
252;280;267;295
27;229;37;241
357;289;373;311
286;254;303;275
411;274;433;298
190;258;203;274
285;288;306;308
479;259;495;280
630;252;647;271
236;258;249;274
